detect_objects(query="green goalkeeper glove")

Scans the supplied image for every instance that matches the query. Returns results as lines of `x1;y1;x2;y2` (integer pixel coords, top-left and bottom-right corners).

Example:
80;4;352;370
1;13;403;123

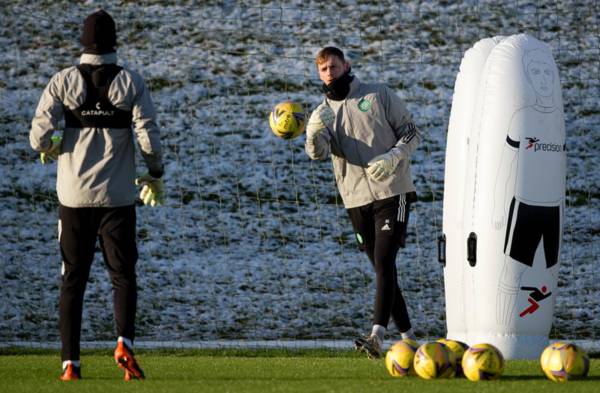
40;135;62;164
135;173;164;207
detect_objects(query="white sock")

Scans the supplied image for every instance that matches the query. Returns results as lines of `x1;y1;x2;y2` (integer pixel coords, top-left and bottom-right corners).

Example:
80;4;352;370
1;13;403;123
371;324;385;342
118;336;133;349
62;360;80;370
401;328;416;341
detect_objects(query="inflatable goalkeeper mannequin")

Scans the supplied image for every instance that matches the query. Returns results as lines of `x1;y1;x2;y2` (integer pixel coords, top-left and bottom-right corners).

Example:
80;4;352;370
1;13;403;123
441;34;566;359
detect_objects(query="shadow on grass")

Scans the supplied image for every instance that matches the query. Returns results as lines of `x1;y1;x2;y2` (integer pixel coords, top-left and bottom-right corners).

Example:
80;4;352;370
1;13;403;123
501;376;546;381
503;375;600;382
0;347;362;358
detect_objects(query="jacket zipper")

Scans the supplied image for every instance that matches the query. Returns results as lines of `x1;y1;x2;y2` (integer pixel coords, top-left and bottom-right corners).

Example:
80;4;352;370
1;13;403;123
343;99;376;200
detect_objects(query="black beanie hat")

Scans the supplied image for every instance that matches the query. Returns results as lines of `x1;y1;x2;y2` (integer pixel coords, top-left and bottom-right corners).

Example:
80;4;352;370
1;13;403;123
80;10;116;54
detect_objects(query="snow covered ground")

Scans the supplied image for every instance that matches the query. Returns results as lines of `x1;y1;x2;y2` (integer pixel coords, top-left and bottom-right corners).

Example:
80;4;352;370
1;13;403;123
0;1;598;346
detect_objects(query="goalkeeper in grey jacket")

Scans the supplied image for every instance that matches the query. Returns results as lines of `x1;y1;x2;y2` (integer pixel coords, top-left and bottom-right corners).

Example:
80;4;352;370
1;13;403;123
29;9;162;381
305;46;420;359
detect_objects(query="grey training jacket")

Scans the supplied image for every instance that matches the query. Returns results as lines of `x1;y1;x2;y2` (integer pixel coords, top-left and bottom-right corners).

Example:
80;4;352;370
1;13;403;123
30;53;163;208
305;77;420;209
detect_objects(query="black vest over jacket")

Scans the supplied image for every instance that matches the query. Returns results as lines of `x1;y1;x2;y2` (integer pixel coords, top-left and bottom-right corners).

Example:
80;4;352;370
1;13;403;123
64;64;133;128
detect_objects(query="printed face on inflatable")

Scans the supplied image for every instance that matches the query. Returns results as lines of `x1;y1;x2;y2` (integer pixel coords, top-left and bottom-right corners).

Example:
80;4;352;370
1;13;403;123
523;49;555;98
527;61;554;97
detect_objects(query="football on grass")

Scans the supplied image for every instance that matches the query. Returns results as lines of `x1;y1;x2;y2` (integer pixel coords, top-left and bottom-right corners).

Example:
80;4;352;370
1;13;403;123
540;342;589;382
385;338;419;377
413;341;456;379
461;343;504;381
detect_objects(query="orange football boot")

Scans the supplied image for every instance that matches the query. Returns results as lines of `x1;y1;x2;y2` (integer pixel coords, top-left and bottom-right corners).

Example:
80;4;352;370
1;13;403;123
114;341;145;380
59;363;81;381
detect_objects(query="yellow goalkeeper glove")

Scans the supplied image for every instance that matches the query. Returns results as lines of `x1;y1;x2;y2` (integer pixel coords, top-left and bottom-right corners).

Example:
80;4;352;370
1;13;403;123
40;135;62;164
135;173;164;207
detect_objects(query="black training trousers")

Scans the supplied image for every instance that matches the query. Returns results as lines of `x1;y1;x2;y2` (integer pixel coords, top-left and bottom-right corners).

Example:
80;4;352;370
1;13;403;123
347;193;415;332
58;205;138;361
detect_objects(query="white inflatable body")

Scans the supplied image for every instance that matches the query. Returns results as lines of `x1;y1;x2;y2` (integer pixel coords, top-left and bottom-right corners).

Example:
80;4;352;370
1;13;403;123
442;36;505;343
443;34;566;359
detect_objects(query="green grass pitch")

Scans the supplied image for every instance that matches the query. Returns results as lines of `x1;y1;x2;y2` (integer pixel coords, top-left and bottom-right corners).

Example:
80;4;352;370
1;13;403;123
1;349;598;392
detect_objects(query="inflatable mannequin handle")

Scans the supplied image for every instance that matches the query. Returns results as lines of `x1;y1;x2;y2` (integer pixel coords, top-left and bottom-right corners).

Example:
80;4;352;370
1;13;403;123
467;232;477;267
438;235;446;266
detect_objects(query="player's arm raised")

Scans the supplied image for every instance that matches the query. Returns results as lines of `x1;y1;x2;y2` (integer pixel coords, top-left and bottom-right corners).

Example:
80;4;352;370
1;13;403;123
305;102;334;160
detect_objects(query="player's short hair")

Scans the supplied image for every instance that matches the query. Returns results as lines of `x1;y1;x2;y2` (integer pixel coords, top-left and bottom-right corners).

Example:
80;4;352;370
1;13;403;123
315;46;345;66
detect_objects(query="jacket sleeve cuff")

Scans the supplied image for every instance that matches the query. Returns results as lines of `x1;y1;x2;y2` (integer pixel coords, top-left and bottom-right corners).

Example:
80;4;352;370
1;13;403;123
149;166;164;179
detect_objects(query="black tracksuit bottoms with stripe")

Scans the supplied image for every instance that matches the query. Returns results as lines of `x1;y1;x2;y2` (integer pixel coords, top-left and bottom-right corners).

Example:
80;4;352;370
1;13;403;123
347;192;416;332
58;205;138;361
